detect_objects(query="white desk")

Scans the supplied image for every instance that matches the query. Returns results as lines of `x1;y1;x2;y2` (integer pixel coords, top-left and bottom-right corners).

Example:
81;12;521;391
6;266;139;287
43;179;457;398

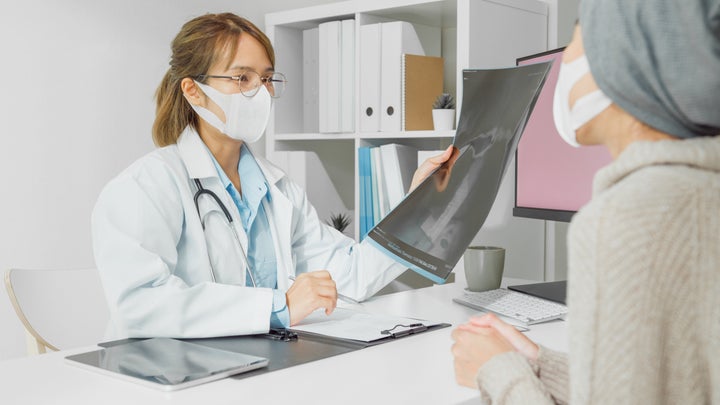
0;276;567;405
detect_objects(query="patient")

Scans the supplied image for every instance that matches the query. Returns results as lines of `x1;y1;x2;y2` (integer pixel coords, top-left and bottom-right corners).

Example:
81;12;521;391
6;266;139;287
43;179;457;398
451;0;720;403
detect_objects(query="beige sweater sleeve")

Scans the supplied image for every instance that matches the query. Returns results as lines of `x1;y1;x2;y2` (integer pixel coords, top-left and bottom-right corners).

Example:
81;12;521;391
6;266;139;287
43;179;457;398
475;351;558;404
535;346;569;405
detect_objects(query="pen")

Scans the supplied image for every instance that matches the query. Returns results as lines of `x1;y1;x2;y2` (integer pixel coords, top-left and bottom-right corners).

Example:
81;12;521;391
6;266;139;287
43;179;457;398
388;324;427;338
287;275;361;305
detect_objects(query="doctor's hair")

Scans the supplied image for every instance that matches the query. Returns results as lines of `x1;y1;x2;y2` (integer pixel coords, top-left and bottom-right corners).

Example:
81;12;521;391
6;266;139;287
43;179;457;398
152;13;275;146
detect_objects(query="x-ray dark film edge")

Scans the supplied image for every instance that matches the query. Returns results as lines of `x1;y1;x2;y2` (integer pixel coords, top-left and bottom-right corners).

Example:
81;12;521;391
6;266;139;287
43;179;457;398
367;62;552;283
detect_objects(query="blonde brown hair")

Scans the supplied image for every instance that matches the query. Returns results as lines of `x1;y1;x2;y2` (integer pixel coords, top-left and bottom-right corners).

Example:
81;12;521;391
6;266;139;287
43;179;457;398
152;13;275;146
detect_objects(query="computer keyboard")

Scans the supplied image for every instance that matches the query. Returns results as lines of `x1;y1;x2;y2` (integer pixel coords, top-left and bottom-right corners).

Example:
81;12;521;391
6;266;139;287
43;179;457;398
453;288;567;325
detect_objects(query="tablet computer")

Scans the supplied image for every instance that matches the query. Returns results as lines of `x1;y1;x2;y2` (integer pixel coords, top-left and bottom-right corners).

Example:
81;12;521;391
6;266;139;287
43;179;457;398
65;337;268;391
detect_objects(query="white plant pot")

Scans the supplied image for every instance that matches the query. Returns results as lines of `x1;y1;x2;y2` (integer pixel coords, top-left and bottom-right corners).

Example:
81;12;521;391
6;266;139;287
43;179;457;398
432;109;455;130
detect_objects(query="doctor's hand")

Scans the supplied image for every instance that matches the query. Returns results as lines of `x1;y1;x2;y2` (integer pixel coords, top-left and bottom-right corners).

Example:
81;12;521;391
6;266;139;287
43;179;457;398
286;270;338;326
409;146;456;193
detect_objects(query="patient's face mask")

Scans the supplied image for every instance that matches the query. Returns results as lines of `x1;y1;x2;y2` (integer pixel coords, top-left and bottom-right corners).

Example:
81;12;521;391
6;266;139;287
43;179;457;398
190;81;272;143
552;55;612;147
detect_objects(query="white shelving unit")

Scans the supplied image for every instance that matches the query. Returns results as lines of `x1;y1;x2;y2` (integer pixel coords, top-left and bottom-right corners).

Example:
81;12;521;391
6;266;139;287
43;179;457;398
265;0;570;283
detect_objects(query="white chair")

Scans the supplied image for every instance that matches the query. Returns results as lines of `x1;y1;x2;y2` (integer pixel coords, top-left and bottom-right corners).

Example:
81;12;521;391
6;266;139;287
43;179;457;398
4;268;110;355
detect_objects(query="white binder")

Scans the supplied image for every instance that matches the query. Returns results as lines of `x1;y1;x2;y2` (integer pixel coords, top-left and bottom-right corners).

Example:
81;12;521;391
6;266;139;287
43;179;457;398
379;22;425;132
340;19;355;133
303;28;319;133
319;21;341;133
359;23;381;133
380;143;418;210
359;21;440;133
370;146;385;223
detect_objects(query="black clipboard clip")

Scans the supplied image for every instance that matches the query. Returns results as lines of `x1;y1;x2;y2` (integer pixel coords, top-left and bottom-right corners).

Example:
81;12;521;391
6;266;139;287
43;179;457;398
262;328;298;342
380;323;428;338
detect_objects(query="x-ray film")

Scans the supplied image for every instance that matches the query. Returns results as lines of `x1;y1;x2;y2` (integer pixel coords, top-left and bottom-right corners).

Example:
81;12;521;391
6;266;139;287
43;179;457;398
367;63;552;283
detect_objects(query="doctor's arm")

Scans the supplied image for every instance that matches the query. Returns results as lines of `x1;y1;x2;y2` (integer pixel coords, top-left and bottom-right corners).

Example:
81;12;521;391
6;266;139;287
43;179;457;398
281;147;453;306
281;176;403;302
92;171;273;338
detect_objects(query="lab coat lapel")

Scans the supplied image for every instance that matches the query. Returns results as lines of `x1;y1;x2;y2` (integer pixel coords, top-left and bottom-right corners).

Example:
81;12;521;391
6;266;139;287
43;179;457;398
177;126;249;285
177;126;218;180
255;156;293;291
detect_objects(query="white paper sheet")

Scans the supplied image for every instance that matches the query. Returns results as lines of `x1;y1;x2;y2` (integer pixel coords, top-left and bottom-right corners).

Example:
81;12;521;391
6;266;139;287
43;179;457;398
291;308;442;342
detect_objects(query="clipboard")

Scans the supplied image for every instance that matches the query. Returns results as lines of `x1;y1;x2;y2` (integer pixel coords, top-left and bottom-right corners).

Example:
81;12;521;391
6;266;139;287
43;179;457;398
289;307;449;347
98;333;358;382
97;310;448;380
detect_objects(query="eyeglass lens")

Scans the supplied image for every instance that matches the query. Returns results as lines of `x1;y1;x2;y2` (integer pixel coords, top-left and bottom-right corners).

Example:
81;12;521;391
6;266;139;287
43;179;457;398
236;70;286;98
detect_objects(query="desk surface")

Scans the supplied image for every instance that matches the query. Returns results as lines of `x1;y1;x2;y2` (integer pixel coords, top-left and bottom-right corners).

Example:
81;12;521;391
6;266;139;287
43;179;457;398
0;276;567;405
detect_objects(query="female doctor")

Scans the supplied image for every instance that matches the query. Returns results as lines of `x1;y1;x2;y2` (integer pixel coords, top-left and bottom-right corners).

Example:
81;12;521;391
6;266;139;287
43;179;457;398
92;13;452;339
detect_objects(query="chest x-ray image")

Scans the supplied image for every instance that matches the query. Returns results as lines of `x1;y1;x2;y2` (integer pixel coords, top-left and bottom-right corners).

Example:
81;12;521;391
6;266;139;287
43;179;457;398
367;62;551;283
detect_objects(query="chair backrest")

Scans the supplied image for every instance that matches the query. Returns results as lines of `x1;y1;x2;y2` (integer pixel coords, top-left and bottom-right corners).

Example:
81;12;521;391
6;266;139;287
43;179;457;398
4;268;110;355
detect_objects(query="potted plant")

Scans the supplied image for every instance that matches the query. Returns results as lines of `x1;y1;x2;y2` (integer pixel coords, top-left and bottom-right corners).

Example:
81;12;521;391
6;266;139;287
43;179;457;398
326;212;351;235
432;93;456;131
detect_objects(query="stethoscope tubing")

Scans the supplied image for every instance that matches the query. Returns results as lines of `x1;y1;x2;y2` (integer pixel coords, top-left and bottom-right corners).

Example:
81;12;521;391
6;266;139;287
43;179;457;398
193;179;257;287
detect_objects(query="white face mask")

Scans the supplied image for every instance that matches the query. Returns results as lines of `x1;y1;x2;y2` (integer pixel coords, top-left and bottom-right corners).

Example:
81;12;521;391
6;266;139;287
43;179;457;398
189;81;272;143
552;55;612;147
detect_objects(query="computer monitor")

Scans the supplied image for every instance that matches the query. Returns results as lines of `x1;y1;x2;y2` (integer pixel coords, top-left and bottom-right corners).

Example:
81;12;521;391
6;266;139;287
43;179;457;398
514;48;612;222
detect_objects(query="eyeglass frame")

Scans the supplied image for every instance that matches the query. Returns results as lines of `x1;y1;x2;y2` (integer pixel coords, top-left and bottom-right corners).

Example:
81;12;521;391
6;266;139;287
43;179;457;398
194;70;287;98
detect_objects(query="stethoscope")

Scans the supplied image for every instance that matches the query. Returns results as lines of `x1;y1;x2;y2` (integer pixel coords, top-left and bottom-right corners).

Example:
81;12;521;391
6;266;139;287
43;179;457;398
193;178;257;287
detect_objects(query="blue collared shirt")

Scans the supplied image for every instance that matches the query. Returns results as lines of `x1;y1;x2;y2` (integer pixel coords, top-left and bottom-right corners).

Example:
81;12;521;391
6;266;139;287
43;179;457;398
207;145;290;328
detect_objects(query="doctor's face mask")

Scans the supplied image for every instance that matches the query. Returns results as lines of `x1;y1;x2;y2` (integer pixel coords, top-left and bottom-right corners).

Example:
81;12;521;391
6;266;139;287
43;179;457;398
189;81;272;143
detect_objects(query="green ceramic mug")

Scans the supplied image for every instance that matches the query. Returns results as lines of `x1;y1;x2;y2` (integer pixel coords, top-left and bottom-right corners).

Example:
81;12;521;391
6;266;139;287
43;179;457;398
463;246;505;292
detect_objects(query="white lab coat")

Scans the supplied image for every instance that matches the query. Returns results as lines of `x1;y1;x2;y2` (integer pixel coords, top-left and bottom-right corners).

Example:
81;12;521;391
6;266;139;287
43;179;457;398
92;127;406;339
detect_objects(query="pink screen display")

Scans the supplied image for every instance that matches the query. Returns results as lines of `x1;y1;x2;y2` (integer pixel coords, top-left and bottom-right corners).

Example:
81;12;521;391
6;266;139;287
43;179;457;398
517;50;612;212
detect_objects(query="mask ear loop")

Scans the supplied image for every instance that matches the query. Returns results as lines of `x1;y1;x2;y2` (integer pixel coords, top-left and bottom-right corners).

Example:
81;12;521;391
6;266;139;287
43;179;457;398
570;90;613;130
562;55;591;84
188;81;231;135
553;74;581;147
560;55;613;129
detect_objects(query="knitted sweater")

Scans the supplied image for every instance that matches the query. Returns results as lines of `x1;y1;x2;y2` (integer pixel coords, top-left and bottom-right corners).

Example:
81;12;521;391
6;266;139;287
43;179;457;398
475;136;720;404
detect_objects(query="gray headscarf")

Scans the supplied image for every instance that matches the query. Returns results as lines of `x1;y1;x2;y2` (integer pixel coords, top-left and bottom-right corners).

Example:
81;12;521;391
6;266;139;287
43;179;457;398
580;0;720;138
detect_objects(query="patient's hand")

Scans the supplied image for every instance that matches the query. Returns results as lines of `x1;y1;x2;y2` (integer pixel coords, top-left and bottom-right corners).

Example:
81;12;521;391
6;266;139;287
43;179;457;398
451;320;515;388
469;313;539;361
451;313;540;388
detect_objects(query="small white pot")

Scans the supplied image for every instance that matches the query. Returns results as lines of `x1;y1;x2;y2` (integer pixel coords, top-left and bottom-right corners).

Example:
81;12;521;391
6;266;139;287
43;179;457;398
432;109;455;130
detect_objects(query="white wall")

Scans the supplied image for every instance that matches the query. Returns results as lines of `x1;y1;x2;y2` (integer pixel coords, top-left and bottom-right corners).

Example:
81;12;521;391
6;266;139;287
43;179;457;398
0;0;337;361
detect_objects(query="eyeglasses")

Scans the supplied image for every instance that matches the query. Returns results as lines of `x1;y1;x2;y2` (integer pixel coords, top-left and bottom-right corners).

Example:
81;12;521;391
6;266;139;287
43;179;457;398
196;69;287;98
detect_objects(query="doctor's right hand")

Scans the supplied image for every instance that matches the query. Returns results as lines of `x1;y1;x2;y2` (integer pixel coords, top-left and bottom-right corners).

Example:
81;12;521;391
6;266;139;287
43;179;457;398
409;146;458;193
286;270;338;326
